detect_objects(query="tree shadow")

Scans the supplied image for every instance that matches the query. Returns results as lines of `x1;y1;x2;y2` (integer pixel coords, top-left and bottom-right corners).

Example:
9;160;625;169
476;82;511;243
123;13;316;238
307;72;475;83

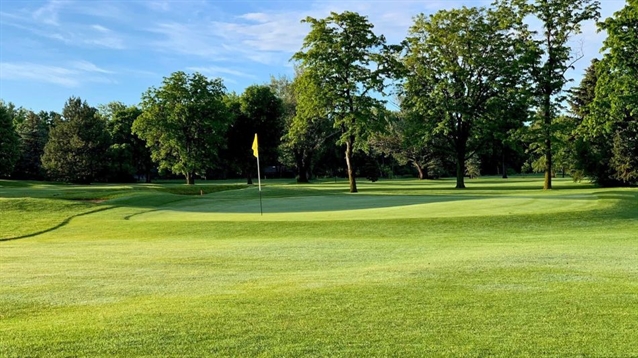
0;206;116;242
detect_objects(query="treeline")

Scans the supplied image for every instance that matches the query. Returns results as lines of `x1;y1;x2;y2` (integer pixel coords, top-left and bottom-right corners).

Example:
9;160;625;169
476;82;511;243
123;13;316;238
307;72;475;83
1;0;637;190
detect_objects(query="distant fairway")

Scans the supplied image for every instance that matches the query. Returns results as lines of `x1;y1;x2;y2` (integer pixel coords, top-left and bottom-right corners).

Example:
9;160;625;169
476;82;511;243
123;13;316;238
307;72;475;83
1;177;638;356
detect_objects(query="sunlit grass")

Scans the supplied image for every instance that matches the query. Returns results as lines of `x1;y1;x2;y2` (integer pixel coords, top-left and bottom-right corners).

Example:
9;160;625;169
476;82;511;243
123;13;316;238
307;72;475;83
1;176;638;356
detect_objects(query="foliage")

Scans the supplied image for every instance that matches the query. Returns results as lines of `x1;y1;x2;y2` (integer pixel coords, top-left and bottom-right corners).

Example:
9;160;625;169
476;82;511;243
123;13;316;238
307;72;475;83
103;104;154;183
401;6;527;188
12;111;50;179
370;110;447;180
0;103;20;177
585;0;638;185
133;71;230;185
41;97;110;184
278;70;338;183
293;11;398;192
465;154;481;179
224;85;283;184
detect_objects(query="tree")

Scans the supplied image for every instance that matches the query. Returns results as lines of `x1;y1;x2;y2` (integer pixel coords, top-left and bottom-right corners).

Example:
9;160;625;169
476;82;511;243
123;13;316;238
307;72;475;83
133;71;230;185
0;102;20;177
401;6;526;188
277;70;338;183
293;11;397;193
583;1;638;185
41;97;110;183
370;110;444;180
501;0;600;189
103;104;154;183
13;110;49;179
224;85;283;184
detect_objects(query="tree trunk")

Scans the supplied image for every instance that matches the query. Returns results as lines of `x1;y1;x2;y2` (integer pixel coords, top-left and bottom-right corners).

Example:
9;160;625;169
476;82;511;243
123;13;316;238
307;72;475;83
543;92;553;190
502;150;508;179
185;172;195;185
414;162;425;180
456;146;466;189
295;150;309;183
345;136;357;193
246;174;253;185
145;171;152;183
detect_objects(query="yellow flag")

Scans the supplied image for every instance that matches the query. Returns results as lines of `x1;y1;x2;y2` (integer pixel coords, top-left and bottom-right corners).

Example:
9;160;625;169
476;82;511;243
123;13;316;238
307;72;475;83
252;133;259;158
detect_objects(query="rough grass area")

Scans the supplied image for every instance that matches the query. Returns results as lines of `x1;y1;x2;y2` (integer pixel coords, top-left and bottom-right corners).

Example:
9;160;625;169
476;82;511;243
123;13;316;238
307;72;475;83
1;177;637;356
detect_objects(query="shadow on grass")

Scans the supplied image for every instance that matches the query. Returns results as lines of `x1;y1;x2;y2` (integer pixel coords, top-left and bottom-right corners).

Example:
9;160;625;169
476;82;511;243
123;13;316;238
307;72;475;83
0;206;116;242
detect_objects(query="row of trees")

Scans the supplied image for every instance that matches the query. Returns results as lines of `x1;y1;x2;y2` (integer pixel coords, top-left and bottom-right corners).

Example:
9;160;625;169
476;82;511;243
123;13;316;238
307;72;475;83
1;0;637;191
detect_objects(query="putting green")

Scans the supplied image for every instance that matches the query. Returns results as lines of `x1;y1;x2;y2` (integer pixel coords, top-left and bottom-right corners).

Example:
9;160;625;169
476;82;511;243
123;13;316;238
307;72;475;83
121;190;605;222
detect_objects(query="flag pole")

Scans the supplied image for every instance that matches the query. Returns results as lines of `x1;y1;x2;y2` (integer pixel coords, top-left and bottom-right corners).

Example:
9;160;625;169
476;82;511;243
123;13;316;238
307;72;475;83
256;153;263;216
252;133;263;216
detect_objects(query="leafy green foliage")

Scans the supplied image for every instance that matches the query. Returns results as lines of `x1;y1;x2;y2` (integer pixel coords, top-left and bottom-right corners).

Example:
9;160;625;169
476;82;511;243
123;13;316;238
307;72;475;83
370;110;446;180
41;97;110;184
133;71;230;185
293;11;397;192
0;103;20;177
103;104;154;183
223;85;283;184
585;0;638;185
279;70;338;183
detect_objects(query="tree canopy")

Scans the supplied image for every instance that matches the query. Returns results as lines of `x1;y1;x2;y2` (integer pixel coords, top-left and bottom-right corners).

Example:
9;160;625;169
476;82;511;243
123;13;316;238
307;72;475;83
401;6;526;188
133;71;230;185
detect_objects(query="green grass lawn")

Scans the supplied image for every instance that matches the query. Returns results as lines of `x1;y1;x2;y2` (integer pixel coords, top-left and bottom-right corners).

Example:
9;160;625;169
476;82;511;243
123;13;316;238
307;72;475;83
1;177;638;356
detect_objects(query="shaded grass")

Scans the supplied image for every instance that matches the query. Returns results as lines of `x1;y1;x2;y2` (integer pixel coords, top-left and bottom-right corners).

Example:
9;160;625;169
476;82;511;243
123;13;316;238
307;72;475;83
1;177;638;356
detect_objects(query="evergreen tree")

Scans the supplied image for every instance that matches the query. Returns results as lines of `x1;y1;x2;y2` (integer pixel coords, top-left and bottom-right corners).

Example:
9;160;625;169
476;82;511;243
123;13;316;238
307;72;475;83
0;103;20;177
41;97;110;183
13;111;49;179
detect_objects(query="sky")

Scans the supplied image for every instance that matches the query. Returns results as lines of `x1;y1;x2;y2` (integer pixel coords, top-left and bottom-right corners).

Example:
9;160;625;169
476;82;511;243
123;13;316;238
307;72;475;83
0;0;628;113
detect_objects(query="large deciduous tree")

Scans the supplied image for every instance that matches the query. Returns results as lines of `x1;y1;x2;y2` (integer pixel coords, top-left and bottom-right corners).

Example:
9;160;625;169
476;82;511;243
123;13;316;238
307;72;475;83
133;71;230;185
41;97;110;183
501;0;600;189
0;102;20;177
402;6;526;189
293;11;397;193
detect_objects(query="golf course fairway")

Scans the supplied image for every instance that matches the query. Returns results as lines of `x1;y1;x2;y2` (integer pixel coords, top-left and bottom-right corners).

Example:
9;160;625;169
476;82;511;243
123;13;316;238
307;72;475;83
1;177;637;356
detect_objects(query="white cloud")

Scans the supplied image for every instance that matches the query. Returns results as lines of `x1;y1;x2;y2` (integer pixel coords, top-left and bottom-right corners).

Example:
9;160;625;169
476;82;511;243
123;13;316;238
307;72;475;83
92;24;110;33
0;61;116;87
32;0;67;26
71;60;115;74
186;66;256;79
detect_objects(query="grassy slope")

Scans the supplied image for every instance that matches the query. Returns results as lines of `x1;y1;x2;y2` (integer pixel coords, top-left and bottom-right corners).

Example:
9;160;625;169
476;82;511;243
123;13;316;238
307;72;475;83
1;177;638;356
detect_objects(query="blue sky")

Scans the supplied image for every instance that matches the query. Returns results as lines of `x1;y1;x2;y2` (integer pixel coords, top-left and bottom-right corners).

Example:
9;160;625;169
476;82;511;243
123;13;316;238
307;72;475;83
0;0;627;113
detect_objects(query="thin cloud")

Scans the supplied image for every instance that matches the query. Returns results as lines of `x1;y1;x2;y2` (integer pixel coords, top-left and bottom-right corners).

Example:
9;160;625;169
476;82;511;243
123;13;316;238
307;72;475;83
92;24;110;33
32;0;67;26
149;22;226;58
0;61;116;87
187;66;256;79
71;60;115;74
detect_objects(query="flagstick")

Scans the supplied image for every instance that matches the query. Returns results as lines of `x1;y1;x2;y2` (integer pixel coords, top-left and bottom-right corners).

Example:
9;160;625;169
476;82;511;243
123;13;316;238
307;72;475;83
256;155;263;216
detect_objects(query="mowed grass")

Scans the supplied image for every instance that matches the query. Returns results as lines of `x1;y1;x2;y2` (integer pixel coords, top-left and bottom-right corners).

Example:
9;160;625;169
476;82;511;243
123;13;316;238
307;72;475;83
1;177;638;356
